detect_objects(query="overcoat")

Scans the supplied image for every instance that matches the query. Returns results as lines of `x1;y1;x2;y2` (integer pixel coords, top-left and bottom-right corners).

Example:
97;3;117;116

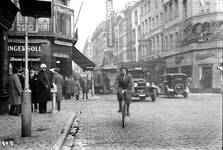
53;72;64;101
29;73;38;103
72;80;80;96
36;70;51;103
7;74;22;105
64;79;73;95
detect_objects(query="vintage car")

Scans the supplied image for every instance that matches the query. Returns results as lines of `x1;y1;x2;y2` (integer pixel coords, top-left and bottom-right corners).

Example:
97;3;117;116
158;73;189;98
132;78;157;101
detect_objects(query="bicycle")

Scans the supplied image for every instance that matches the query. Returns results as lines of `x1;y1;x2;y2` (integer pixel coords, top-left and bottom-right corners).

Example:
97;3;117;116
121;89;128;128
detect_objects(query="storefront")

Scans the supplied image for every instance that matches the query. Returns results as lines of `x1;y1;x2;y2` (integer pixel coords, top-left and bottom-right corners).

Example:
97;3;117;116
51;41;73;77
8;39;49;70
164;49;222;92
192;49;221;92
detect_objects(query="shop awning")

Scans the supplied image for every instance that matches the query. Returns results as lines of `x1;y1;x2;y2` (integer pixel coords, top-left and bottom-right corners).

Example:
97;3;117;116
72;46;95;71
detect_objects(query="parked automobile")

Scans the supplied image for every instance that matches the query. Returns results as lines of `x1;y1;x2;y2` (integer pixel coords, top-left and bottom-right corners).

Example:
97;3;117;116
158;73;189;98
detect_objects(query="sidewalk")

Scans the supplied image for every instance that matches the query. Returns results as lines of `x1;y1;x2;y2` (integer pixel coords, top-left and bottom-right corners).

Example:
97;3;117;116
0;95;100;150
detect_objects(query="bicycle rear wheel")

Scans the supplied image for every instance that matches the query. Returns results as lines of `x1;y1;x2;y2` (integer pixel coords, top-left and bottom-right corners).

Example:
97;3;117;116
121;100;126;128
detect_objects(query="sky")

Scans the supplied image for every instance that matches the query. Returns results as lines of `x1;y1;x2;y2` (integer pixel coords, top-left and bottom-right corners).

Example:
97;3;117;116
70;0;135;51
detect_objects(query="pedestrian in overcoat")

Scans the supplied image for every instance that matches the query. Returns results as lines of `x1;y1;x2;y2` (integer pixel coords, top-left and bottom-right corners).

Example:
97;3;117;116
72;78;81;100
52;68;64;111
80;77;90;99
36;63;51;113
6;67;22;116
29;67;38;112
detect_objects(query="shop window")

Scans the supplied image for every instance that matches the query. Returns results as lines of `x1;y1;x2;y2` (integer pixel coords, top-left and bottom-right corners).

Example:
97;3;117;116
166;67;178;73
181;65;192;77
199;64;213;89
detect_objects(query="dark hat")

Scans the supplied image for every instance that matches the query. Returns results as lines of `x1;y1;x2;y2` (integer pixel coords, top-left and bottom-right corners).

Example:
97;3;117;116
12;67;18;73
29;67;35;71
54;67;60;73
120;67;128;73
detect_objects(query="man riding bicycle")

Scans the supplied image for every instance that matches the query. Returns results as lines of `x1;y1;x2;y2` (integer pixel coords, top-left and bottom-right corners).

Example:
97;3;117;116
115;67;134;116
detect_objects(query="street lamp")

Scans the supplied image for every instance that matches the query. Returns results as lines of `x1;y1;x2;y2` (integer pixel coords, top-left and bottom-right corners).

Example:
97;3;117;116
19;0;51;137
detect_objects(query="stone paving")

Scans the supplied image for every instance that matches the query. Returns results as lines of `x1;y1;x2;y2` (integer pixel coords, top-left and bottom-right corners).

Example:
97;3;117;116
68;93;222;150
0;98;83;150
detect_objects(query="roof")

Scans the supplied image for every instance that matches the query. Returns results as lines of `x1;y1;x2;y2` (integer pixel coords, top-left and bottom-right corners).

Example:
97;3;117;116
162;73;187;76
72;47;95;71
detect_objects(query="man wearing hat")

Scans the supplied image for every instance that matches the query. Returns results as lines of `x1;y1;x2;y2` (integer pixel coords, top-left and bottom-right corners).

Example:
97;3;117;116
6;67;22;116
52;67;64;111
36;63;51;113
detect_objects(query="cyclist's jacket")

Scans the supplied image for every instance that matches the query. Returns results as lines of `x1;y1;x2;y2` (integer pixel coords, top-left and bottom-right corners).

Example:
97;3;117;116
115;73;133;92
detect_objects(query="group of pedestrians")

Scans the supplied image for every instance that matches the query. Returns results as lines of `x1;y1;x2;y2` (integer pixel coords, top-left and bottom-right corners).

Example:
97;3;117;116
6;63;92;116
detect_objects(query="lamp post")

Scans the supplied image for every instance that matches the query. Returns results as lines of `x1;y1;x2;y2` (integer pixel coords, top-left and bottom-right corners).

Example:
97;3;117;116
22;17;39;137
18;0;52;137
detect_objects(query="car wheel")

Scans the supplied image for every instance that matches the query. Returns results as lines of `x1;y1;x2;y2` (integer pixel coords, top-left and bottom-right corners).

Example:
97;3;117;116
140;97;146;101
183;92;188;98
151;89;157;102
156;89;159;97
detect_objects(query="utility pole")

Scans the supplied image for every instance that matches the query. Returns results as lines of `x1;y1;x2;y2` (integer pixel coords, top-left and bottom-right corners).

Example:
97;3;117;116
22;18;38;137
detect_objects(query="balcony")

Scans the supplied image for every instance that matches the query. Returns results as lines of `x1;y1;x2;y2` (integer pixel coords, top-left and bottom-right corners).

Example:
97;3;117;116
9;21;74;41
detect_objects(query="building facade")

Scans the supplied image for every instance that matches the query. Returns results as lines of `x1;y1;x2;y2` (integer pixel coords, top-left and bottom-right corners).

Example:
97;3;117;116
8;0;75;77
114;0;222;92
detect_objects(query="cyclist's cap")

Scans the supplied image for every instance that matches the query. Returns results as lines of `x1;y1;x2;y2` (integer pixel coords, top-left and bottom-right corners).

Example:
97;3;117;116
120;67;128;73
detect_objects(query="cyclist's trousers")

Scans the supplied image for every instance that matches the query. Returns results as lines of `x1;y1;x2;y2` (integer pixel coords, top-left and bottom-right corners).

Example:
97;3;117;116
117;91;132;104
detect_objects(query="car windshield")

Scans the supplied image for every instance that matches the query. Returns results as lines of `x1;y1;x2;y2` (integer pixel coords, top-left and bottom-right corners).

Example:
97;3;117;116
172;75;186;81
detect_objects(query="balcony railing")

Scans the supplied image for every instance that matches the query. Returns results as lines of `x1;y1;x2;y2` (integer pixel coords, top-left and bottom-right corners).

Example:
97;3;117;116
9;21;74;40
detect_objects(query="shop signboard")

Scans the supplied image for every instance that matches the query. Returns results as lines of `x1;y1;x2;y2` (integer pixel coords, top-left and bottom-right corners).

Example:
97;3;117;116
8;43;42;57
106;0;114;48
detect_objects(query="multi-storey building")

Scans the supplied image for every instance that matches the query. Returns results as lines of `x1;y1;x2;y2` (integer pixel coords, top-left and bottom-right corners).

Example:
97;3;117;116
160;0;222;92
8;0;76;77
0;0;19;114
132;0;222;92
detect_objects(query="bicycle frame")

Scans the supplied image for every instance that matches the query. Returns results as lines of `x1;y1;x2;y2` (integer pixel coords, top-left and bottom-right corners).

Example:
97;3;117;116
121;90;127;128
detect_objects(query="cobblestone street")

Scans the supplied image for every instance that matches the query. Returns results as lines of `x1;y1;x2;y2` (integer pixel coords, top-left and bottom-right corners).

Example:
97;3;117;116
65;93;222;150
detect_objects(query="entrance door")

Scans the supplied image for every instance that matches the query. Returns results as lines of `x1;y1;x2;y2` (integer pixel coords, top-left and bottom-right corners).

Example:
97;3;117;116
201;64;212;89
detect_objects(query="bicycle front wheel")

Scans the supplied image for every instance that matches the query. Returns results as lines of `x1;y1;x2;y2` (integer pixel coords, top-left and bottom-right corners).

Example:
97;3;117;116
121;100;126;128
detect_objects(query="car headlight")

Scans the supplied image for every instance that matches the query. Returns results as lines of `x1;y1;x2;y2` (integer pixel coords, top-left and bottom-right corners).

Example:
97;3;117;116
146;82;150;87
134;82;138;87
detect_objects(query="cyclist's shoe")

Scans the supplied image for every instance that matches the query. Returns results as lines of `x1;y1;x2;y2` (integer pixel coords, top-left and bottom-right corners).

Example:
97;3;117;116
118;109;122;113
127;111;130;116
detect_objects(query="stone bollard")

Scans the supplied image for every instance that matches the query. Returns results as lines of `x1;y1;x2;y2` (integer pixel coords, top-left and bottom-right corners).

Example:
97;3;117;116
51;83;57;114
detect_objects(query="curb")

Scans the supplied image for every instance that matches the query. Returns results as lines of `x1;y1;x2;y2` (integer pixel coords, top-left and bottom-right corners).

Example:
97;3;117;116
50;113;76;150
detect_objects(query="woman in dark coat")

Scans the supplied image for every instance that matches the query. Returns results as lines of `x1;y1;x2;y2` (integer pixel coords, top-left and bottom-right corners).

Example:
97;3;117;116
29;67;38;112
36;64;51;113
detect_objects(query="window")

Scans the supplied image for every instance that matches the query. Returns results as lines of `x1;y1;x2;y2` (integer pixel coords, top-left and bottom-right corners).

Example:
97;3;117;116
175;0;179;18
141;6;144;15
175;32;178;48
161;34;164;52
152;18;155;29
170;34;173;49
165;36;168;51
183;0;188;18
169;2;173;20
153;37;156;54
149;17;151;31
165;6;168;22
138;26;141;40
145;19;148;33
160;12;163;25
156;15;159;27
157;35;160;53
155;0;158;9
148;1;151;12
134;10;138;25
142;22;144;36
